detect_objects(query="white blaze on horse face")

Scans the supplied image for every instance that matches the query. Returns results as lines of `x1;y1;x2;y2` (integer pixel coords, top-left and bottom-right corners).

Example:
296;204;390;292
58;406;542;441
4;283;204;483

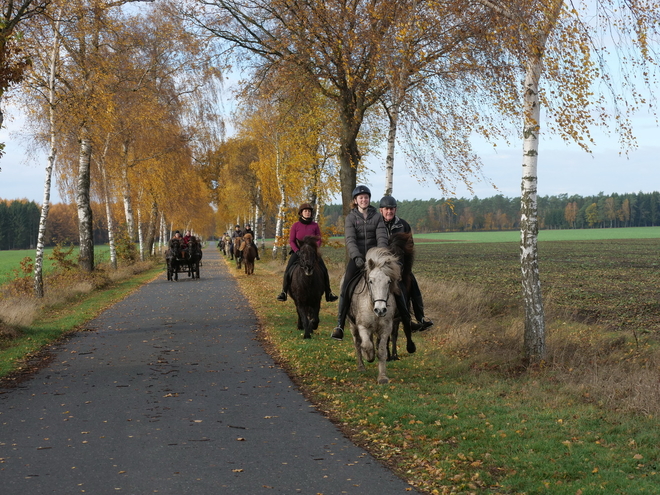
369;269;391;317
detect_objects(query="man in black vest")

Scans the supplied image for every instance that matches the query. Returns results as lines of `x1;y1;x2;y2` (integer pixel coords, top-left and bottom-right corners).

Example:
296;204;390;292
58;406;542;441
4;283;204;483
379;195;433;331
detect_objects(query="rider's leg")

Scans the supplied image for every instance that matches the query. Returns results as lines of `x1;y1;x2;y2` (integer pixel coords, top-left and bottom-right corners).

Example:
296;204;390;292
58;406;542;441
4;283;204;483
394;284;417;353
318;257;338;302
277;252;298;301
331;259;358;340
410;273;433;330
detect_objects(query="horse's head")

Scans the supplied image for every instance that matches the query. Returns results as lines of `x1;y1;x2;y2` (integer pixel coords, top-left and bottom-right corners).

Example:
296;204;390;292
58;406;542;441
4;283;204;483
243;233;253;244
365;247;401;317
298;237;319;276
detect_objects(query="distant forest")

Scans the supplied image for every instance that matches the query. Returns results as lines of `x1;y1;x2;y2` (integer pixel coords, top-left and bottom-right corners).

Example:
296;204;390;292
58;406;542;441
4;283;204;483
4;191;660;250
322;191;660;233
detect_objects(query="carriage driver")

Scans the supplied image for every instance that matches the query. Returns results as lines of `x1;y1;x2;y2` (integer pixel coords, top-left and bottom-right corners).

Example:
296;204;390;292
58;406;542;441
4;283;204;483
276;203;338;303
379;195;433;331
331;185;417;342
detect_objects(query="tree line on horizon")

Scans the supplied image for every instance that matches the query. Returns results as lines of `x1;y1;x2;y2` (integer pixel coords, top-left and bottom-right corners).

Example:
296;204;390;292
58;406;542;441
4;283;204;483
322;191;660;233
3;189;657;251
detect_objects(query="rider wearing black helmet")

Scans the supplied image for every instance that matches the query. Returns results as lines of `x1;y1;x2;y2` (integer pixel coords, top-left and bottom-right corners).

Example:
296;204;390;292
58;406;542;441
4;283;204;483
331;185;417;344
379;195;433;331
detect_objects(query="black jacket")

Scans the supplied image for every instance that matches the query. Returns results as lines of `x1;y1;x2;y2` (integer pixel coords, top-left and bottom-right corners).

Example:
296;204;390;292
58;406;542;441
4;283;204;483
344;206;388;260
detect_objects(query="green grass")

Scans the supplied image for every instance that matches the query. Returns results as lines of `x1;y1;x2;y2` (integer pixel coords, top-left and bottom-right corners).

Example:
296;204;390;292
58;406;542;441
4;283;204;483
0;245;112;285
413;226;660;243
232;239;660;494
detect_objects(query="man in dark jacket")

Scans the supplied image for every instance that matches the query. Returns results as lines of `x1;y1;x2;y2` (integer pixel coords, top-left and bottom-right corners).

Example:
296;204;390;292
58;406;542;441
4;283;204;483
379;195;433;331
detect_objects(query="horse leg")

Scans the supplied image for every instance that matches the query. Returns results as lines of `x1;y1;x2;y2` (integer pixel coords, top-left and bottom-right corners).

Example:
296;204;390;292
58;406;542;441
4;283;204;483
351;323;366;372
388;320;400;361
359;325;376;363
377;331;390;384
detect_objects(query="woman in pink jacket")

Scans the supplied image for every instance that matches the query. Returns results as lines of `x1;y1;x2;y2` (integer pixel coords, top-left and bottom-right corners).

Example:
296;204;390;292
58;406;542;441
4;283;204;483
276;203;338;303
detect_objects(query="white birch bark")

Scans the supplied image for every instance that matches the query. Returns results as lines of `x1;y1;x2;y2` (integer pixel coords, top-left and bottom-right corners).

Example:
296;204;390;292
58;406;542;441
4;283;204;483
34;15;62;297
272;142;286;260
77;127;94;272
520;53;546;362
137;204;144;261
519;0;563;362
121;143;135;242
383;102;398;197
97;135;117;269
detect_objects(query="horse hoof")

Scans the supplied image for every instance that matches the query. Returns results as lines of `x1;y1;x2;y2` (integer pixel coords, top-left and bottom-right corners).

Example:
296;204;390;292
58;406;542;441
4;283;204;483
407;341;416;354
378;377;389;384
387;355;399;362
303;334;311;339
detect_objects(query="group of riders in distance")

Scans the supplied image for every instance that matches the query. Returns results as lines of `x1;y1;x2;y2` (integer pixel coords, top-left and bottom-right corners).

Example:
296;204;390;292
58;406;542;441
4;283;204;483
215;186;434;382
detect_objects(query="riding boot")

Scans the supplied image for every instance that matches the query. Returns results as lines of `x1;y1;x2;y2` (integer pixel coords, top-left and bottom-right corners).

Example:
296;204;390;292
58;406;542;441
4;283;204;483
277;266;290;302
321;263;338;302
331;293;347;340
411;294;433;330
255;246;260;260
394;292;417;354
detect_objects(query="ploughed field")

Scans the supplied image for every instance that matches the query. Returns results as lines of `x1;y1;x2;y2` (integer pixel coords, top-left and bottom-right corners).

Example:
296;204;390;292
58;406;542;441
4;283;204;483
325;237;660;333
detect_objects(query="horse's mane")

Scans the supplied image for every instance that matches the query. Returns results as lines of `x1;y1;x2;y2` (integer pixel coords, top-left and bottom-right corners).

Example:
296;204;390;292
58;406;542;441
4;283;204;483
300;235;319;253
243;233;253;242
365;247;401;283
388;232;413;279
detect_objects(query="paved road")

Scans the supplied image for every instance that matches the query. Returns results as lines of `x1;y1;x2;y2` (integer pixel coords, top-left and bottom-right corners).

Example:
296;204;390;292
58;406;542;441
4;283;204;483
0;249;418;494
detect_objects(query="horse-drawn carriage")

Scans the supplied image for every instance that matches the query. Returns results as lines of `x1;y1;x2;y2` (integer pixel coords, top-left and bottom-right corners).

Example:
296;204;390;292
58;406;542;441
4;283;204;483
166;236;202;281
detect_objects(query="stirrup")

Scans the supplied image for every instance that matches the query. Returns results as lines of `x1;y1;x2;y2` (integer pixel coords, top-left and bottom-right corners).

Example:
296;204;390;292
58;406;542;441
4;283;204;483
276;292;287;302
326;292;338;302
419;318;433;330
331;326;344;341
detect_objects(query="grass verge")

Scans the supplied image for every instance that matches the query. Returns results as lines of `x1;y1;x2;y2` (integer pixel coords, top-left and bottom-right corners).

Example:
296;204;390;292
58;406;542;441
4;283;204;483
226;252;659;495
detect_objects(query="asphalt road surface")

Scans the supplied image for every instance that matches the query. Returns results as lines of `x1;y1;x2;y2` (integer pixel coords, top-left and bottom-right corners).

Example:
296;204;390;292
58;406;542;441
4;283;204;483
0;248;418;494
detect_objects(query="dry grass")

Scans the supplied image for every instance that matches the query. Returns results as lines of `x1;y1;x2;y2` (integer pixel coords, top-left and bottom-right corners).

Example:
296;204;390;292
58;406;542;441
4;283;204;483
417;275;660;416
0;259;156;338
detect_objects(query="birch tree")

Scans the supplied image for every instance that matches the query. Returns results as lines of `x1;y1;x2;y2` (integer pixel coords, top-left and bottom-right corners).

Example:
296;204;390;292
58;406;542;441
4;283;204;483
476;0;660;362
32;9;61;297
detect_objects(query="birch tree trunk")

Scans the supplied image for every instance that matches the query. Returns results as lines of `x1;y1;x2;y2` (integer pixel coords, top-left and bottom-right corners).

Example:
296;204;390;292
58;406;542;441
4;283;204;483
272;142;286;260
98;139;117;269
520;53;546;362
34;15;62;297
77;127;94;272
121;143;136;242
519;1;563;363
383;101;399;197
137;204;144;261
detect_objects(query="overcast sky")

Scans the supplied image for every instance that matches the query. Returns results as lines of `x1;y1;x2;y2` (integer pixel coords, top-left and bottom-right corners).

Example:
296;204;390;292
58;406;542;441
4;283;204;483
2;100;658;205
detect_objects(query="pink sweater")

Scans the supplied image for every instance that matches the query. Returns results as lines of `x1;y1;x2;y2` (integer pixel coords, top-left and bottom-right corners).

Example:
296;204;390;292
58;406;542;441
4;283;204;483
289;221;322;252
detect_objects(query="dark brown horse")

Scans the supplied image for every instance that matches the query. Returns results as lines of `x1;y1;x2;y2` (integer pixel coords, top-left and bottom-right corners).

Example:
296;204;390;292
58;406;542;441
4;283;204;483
242;233;257;275
166;238;183;281
387;232;415;360
186;236;202;279
233;236;243;269
289;236;324;339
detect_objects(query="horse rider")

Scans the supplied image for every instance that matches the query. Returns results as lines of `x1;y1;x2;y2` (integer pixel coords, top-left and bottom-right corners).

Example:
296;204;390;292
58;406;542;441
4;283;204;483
379;195;434;331
231;225;242;260
331;185;417;342
242;224;260;260
183;230;192;246
276;203;338;303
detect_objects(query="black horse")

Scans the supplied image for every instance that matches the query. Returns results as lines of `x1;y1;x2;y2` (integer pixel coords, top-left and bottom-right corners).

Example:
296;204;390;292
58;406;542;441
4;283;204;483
387;232;415;360
166;238;183;281
289;236;325;339
186;236;202;279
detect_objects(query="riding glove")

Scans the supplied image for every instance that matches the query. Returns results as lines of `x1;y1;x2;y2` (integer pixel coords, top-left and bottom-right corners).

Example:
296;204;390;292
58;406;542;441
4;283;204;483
355;257;365;269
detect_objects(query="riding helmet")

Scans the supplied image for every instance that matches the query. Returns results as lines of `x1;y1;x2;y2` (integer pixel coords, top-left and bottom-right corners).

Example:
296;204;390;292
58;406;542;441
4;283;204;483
298;203;314;215
352;185;371;199
379;195;397;208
